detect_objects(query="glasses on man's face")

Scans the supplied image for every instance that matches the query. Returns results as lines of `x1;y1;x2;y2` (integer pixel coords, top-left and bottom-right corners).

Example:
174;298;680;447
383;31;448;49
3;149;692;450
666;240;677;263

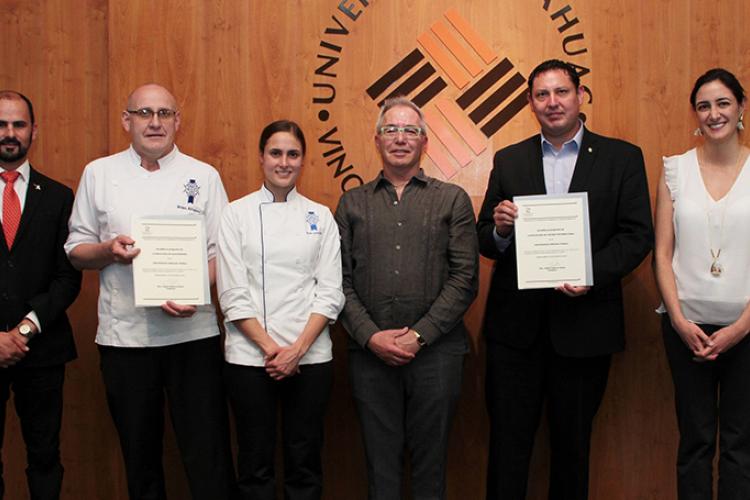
379;125;423;139
126;108;177;121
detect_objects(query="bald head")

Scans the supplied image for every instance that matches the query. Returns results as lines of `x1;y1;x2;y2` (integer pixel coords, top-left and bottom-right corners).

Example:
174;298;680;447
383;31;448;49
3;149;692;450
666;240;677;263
122;84;181;163
126;84;178;111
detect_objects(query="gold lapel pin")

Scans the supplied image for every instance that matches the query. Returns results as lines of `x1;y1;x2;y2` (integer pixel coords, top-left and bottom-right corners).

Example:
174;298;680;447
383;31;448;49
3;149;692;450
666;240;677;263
588;147;593;153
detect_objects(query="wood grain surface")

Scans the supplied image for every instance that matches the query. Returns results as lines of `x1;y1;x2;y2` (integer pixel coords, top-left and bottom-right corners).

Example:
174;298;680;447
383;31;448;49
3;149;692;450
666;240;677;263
2;1;748;498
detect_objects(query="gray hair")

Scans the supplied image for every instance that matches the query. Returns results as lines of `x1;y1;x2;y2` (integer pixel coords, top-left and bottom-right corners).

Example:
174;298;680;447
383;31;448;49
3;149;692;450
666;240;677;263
375;96;427;134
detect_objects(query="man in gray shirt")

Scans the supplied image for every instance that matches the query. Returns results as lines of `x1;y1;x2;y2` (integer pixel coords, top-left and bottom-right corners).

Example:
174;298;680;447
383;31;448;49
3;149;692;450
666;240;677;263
335;96;479;500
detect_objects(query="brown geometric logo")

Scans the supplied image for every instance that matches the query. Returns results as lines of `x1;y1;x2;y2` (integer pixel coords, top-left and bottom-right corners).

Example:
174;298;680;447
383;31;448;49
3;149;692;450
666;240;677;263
366;9;527;179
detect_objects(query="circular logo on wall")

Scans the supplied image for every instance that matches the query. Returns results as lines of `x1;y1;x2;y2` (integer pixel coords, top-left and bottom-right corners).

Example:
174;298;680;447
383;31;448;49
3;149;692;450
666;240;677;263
310;1;593;194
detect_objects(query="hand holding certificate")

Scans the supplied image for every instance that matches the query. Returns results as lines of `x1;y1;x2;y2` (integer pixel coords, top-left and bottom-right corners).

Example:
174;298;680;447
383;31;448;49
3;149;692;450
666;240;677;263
131;216;210;307
513;193;593;290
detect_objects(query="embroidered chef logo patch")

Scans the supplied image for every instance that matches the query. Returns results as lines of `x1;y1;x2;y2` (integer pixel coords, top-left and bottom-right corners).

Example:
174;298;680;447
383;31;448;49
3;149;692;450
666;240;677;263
184;179;200;204
306;211;321;234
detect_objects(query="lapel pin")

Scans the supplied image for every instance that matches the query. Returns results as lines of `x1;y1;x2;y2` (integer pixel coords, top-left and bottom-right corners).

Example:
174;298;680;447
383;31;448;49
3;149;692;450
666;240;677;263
588;147;593;153
34;183;41;190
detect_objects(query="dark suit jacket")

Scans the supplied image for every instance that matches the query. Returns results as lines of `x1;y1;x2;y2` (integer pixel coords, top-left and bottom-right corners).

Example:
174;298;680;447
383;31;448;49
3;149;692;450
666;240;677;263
477;128;653;357
0;166;81;367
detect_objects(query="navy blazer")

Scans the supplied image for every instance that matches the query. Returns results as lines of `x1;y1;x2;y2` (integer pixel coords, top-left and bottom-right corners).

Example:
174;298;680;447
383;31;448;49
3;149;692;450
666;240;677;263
477;128;654;357
0;166;81;367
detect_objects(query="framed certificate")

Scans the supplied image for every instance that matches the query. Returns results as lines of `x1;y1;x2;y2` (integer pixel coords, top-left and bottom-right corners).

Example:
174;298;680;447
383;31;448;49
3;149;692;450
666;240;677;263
513;193;593;290
131;215;210;307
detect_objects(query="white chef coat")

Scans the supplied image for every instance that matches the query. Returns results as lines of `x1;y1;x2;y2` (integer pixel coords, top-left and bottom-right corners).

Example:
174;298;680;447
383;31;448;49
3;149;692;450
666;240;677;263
65;145;229;346
217;185;344;366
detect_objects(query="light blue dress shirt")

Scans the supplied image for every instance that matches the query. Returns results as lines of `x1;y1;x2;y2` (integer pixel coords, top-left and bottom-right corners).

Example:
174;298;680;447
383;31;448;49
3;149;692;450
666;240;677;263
493;121;584;252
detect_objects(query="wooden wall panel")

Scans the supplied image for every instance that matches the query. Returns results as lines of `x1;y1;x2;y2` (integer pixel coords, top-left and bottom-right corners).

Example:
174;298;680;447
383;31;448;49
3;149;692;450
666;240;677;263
1;1;112;499
4;0;750;498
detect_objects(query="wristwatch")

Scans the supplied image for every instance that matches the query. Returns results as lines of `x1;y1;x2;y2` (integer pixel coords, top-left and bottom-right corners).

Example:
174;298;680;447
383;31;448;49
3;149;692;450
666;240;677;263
412;329;427;347
18;323;33;339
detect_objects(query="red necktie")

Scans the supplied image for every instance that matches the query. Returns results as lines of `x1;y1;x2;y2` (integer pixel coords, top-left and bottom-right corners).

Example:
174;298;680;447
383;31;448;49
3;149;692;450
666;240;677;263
1;170;21;249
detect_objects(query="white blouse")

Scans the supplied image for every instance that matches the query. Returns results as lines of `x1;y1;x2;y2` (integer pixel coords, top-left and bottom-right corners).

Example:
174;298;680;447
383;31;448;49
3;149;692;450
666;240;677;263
660;148;750;325
217;185;344;366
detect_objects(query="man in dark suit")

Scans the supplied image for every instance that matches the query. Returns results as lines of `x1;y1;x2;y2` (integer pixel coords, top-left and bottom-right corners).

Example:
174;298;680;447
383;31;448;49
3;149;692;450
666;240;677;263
0;90;81;500
477;60;653;500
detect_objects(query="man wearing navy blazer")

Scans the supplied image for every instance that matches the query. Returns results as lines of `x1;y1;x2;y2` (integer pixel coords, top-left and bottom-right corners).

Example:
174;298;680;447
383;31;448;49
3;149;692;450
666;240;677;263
0;90;81;500
477;60;653;500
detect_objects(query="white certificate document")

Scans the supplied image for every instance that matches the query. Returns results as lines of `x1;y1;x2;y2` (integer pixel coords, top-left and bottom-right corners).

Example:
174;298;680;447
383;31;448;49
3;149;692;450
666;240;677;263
132;216;210;307
513;193;593;290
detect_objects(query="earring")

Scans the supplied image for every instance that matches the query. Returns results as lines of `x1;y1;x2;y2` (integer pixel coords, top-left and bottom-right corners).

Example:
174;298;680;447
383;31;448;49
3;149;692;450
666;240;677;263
738;113;745;131
693;127;703;136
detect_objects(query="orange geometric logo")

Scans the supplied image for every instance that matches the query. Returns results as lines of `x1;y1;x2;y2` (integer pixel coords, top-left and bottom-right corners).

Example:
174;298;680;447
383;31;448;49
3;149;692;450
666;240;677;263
366;9;528;179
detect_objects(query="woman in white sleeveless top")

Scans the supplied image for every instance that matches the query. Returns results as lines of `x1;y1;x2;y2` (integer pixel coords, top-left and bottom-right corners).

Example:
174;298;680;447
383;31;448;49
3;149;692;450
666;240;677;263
654;68;750;500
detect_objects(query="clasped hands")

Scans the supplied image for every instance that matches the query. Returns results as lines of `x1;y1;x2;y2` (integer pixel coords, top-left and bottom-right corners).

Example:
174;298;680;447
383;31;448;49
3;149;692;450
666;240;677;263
367;327;421;366
672;317;745;362
0;326;30;368
264;344;303;381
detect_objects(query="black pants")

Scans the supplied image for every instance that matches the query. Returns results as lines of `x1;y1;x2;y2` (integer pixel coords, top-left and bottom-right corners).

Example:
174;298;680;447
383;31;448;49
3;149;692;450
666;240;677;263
662;315;750;500
0;364;65;500
349;348;464;500
485;337;611;500
99;336;236;500
224;361;332;500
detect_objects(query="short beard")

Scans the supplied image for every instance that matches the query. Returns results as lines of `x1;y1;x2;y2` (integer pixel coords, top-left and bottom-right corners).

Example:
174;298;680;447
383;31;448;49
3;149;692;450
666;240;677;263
0;139;29;164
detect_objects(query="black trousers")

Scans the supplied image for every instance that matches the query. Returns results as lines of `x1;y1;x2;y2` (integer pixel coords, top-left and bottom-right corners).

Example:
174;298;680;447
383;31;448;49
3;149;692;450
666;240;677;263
349;347;464;500
662;315;750;500
0;364;65;500
99;336;236;500
485;336;611;500
224;361;332;500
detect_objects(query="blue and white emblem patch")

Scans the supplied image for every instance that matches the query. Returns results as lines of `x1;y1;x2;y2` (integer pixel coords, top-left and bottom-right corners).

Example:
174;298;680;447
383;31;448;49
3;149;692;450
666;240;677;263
306;211;321;234
184;179;200;204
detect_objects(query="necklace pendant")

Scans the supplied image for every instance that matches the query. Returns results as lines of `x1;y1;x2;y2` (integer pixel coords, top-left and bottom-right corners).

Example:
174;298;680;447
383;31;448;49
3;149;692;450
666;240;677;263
710;261;723;277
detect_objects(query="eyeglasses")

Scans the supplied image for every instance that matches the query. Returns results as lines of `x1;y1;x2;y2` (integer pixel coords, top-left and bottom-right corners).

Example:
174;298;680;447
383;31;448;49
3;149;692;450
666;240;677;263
126;108;178;120
379;125;423;139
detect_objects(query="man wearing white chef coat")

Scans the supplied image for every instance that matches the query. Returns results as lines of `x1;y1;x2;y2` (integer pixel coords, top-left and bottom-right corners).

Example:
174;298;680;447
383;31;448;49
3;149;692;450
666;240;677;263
65;84;235;500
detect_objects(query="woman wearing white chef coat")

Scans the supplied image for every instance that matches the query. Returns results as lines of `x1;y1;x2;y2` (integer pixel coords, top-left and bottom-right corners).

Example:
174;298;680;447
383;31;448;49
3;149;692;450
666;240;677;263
217;120;344;500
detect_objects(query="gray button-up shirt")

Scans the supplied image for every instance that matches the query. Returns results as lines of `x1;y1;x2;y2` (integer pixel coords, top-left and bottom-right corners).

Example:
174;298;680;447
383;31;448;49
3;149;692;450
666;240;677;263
335;170;479;352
